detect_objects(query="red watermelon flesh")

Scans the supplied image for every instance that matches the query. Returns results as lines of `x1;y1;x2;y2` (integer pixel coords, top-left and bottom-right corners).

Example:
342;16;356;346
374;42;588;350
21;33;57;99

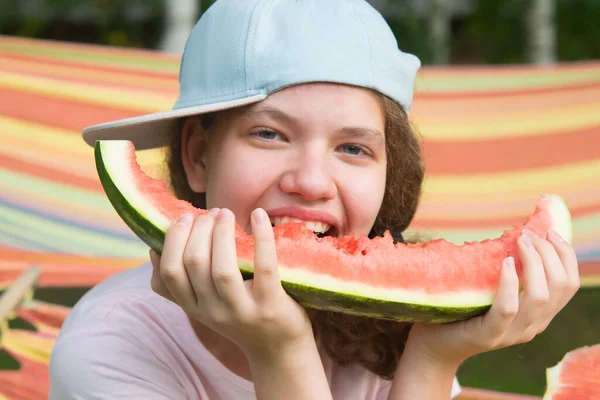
95;140;572;322
543;344;600;400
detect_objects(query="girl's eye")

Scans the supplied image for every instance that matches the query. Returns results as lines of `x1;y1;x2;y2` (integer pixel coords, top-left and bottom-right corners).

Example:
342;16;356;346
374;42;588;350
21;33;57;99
339;144;369;156
253;129;281;140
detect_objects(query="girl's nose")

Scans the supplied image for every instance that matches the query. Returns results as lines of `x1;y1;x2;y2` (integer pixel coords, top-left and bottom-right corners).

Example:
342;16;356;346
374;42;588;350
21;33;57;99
279;149;337;201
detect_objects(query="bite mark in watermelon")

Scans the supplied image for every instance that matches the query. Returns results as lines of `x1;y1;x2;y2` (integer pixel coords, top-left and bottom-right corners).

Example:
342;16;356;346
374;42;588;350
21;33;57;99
543;344;600;400
94;140;572;323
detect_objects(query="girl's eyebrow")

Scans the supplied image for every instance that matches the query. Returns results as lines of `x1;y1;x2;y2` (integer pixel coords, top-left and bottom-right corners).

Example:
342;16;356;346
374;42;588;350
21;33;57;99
239;106;384;143
239;106;298;126
337;126;384;144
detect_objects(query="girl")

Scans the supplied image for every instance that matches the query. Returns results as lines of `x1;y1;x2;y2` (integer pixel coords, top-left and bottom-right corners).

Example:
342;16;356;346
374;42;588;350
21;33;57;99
49;0;580;399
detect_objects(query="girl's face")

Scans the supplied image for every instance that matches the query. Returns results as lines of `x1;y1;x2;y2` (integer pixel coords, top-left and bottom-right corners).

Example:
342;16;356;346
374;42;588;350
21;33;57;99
182;83;387;238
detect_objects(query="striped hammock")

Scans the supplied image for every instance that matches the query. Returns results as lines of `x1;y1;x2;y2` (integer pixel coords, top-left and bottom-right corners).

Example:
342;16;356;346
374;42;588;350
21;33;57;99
0;35;599;400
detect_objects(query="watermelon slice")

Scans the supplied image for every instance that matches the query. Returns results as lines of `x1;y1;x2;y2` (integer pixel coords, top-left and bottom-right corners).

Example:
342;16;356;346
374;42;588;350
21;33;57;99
543;344;600;400
94;140;572;323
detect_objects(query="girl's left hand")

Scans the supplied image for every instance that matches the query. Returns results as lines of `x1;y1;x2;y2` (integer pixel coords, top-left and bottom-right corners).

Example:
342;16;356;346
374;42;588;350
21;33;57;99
405;229;580;366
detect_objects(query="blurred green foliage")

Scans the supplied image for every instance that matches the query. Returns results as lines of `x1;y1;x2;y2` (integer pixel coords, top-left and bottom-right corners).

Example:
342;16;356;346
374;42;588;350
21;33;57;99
556;0;600;60
1;0;599;64
453;0;528;64
453;0;600;64
0;0;166;48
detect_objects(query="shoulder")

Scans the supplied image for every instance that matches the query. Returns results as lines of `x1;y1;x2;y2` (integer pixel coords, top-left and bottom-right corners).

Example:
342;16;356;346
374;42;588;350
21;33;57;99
56;262;177;341
49;263;193;399
59;262;181;324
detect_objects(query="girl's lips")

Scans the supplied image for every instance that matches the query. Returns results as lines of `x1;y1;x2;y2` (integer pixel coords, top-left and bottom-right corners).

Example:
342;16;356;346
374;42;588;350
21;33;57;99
265;206;341;234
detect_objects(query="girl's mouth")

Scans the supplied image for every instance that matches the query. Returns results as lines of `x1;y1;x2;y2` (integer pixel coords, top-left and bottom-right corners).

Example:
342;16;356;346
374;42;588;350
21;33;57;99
270;217;337;238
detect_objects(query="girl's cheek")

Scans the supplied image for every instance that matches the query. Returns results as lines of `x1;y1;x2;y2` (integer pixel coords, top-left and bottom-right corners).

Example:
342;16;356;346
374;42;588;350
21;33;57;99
342;172;386;234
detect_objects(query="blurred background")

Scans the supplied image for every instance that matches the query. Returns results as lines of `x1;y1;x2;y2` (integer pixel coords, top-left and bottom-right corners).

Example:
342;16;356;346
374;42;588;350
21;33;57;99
0;1;599;399
2;0;600;64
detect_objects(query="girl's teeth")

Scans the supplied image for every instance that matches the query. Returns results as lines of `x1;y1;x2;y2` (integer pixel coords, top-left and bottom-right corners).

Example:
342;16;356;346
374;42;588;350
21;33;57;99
304;221;329;233
270;217;331;233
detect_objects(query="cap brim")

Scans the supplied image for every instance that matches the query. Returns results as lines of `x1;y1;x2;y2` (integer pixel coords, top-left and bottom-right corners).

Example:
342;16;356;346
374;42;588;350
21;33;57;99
82;93;267;150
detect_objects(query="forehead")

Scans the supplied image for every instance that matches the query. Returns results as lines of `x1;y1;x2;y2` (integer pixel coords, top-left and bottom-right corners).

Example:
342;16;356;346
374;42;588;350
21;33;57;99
231;83;385;129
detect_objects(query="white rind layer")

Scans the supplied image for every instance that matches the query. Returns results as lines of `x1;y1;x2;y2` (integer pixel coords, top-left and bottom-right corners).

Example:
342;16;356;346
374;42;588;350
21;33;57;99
545;194;573;244
542;363;562;400
239;259;494;308
100;141;171;231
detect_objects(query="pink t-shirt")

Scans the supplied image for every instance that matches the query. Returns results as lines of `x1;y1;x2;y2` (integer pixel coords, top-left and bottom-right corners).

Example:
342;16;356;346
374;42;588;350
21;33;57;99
49;263;461;399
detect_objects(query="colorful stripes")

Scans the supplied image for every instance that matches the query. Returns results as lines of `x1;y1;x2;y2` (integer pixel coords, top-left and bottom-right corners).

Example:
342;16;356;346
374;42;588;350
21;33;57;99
0;35;599;400
0;248;144;288
0;300;70;400
422;125;600;174
0;36;180;74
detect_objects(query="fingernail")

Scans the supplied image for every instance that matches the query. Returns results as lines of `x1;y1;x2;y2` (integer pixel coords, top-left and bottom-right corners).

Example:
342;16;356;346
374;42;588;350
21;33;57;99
523;229;538;238
176;212;194;225
252;208;268;225
503;256;515;269
520;233;534;248
216;208;232;223
208;208;220;216
549;229;565;242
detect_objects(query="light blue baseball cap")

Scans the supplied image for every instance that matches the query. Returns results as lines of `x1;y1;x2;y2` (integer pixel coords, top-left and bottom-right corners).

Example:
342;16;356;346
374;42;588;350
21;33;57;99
83;0;421;150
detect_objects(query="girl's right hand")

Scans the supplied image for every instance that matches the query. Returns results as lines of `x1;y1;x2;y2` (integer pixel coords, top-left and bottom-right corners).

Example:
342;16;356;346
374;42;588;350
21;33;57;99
149;207;315;361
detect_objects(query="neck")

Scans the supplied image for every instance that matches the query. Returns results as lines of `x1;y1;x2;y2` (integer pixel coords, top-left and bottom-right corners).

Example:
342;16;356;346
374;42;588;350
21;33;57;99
188;317;253;381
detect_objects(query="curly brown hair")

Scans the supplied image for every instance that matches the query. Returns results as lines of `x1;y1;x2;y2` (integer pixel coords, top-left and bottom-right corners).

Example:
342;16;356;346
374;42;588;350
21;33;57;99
164;89;425;380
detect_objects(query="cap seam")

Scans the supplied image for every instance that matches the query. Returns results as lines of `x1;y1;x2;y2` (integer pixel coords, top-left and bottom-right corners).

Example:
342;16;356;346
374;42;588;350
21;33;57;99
352;0;375;84
244;0;268;93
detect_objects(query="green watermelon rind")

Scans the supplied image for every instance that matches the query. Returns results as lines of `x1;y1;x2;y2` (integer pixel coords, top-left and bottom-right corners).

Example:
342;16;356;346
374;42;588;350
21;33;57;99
96;144;167;253
238;264;489;323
